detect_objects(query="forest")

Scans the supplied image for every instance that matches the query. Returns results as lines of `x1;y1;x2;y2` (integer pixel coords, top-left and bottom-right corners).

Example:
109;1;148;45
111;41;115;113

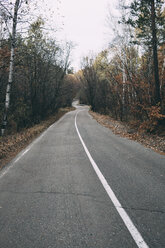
78;0;165;133
0;0;77;136
0;0;165;137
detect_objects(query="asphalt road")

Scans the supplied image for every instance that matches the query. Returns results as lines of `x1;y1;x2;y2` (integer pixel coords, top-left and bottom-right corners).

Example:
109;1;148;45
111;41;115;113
0;102;165;248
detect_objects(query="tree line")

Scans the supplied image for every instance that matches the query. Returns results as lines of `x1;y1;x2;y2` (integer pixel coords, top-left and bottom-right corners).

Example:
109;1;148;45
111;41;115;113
0;1;75;135
78;0;165;132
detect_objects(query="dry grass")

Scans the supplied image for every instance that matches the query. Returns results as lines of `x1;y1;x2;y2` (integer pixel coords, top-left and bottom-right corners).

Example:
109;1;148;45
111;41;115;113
90;111;165;155
0;107;75;170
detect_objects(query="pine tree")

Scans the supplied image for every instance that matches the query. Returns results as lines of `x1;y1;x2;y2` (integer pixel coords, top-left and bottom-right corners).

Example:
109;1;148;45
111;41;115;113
123;0;164;105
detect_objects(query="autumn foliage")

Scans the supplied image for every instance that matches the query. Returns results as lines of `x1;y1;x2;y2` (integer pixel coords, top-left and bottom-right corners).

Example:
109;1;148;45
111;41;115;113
78;45;165;133
0;22;75;134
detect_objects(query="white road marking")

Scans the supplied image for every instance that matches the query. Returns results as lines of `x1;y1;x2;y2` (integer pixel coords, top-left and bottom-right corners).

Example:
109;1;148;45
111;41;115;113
0;131;47;179
75;110;149;248
0;112;68;179
14;147;30;163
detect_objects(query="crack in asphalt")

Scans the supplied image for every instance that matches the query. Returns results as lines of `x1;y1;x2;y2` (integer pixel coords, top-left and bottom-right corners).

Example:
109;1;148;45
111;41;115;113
0;190;164;214
0;190;107;204
117;206;165;214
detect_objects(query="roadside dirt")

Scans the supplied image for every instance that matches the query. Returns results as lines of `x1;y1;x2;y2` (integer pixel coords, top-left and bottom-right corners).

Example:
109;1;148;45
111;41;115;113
90;111;165;155
0;107;75;170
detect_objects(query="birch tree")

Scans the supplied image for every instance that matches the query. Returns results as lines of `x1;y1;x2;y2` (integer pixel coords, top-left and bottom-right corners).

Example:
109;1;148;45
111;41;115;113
0;0;28;136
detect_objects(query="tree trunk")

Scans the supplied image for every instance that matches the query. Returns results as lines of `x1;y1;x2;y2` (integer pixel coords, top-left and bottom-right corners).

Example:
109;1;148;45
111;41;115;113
151;0;161;105
1;0;20;136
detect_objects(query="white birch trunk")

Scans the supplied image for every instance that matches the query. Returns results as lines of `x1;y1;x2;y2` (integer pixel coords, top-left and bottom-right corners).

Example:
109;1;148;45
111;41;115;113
122;62;126;106
1;0;20;136
122;47;127;115
0;18;3;48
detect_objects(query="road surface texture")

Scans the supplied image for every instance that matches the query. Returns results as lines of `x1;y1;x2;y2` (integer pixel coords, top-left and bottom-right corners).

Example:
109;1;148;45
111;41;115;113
0;102;165;248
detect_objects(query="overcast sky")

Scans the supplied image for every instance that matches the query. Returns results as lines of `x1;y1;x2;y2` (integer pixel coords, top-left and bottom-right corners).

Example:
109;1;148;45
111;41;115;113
42;0;119;71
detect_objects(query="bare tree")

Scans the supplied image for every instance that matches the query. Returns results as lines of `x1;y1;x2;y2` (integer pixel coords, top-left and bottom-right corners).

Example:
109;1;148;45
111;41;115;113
1;0;28;136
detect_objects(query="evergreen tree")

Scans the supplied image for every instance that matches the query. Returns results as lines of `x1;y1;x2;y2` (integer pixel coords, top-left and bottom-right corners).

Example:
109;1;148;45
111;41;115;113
123;0;165;105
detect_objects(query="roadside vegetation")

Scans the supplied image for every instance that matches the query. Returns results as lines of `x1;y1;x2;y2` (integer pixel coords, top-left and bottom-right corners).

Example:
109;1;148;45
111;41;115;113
90;111;165;154
0;1;79;168
0;17;76;134
78;0;165;137
0;0;165;168
0;107;75;169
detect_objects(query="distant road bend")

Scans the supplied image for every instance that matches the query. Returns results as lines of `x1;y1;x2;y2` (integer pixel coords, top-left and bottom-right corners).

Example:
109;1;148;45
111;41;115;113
0;101;165;248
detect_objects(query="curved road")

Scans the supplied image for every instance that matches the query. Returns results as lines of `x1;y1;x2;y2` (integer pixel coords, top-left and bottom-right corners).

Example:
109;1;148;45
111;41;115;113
0;102;165;248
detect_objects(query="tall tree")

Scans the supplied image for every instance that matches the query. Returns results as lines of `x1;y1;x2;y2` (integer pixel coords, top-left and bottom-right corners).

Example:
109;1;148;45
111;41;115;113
123;0;164;105
0;0;28;136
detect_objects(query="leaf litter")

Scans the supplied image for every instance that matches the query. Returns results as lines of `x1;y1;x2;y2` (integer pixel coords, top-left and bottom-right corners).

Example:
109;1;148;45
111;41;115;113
90;111;165;156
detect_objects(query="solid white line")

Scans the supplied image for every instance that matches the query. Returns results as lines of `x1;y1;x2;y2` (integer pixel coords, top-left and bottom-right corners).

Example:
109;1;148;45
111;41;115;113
0;112;68;179
0;131;48;179
75;110;149;248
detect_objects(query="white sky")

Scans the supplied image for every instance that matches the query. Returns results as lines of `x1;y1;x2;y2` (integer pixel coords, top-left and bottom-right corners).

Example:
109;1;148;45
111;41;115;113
40;0;119;71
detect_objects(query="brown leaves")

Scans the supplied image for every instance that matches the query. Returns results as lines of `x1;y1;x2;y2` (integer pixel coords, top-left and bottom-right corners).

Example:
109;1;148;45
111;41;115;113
0;46;10;70
139;105;165;132
0;107;75;169
90;111;165;155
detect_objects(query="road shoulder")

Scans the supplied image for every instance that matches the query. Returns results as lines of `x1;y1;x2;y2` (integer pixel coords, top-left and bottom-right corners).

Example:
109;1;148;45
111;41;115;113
89;111;165;156
0;107;75;170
